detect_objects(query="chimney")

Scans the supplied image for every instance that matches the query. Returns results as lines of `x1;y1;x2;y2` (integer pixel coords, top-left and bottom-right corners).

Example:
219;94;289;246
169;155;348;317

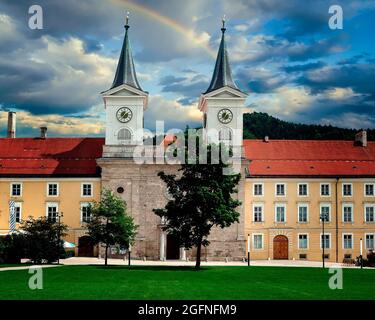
40;126;47;139
354;130;367;147
264;136;269;143
7;112;16;138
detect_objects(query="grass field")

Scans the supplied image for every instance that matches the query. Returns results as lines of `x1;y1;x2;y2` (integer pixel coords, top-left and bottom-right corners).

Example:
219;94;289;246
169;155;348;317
0;265;374;300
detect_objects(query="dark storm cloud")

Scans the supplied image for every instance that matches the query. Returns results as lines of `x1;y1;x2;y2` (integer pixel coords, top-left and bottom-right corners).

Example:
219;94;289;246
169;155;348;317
158;74;209;104
282;61;327;73
297;63;375;97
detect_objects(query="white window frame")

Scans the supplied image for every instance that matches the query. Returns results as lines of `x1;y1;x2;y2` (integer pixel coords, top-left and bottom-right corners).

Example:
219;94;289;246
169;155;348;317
47;182;59;197
320;203;331;222
10;182;23;197
364;203;375;223
342;183;353;197
297;203;309;223
275;183;286;197
81;182;93;197
320;183;331;197
252;203;264;223
297;183;309;197
14;202;22;223
342;203;354;223
364;183;375;197
252;233;264;250
298;233;309;250
342;233;353;249
275;203;287;223
320;233;331;249
46;202;59;221
365;233;375;250
253;183;264;197
80;202;92;223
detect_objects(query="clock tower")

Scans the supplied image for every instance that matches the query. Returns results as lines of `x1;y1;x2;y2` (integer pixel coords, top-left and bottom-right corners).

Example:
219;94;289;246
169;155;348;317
101;14;148;151
198;17;247;147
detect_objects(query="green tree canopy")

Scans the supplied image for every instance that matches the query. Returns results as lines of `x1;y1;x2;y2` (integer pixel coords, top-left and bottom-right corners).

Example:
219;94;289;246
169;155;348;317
87;189;137;266
154;144;241;269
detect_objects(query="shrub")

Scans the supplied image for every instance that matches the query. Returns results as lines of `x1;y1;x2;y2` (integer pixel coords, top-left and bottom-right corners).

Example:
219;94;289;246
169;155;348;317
21;217;67;264
0;234;26;264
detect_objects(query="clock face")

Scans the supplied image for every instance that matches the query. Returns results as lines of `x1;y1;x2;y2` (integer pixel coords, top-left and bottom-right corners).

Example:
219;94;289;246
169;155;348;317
217;108;233;124
116;107;133;123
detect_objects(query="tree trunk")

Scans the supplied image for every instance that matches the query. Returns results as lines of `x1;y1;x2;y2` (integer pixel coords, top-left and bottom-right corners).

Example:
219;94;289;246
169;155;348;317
195;239;202;270
105;244;108;266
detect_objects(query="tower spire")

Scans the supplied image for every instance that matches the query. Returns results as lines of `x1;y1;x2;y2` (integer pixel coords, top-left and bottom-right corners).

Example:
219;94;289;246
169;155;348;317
204;16;240;94
110;12;144;91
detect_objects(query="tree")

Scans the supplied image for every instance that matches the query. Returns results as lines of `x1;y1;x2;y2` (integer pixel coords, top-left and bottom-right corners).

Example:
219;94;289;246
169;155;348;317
87;189;137;266
21;217;67;264
153;143;241;269
0;233;26;264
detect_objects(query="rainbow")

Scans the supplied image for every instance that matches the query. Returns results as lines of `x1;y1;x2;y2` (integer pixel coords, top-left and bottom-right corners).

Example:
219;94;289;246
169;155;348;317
109;0;217;59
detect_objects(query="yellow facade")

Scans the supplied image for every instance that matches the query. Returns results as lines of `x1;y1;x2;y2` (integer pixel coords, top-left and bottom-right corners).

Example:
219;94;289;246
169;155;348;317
245;178;375;262
0;178;101;254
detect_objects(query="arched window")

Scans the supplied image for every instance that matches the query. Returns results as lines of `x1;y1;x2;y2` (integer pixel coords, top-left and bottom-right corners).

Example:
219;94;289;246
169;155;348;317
219;127;232;143
117;128;132;144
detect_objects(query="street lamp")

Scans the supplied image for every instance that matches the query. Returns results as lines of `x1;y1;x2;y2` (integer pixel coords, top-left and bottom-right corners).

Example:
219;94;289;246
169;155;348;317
57;212;64;265
360;238;363;269
128;243;132;267
247;234;251;266
320;212;328;269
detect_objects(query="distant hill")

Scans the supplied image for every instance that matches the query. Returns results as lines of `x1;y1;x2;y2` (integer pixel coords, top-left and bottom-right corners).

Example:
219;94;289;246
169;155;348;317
243;112;375;141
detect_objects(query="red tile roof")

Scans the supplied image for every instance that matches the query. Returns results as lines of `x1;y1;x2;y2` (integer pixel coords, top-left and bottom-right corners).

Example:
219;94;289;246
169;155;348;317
0;138;104;177
244;139;375;177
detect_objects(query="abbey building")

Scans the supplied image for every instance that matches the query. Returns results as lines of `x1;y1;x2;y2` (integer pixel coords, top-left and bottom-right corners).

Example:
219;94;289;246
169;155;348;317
0;19;374;263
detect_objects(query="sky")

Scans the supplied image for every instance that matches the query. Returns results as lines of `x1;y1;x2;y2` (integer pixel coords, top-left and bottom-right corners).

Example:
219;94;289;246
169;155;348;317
0;0;374;137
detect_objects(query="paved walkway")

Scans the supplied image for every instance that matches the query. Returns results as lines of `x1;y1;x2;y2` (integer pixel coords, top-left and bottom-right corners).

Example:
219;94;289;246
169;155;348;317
60;257;370;269
0;265;60;272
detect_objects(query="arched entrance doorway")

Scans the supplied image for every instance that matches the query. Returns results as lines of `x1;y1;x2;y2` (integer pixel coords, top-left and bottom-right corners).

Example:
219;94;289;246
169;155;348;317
166;234;180;260
273;235;288;259
78;236;94;257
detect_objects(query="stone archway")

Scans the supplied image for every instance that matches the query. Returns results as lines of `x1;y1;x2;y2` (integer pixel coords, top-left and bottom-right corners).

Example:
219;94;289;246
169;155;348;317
273;235;288;259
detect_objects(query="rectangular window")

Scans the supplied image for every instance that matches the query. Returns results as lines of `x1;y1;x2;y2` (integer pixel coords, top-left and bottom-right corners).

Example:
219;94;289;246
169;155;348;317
11;183;22;196
320;204;331;222
276;183;286;196
321;234;330;249
343;234;353;249
82;183;92;197
253;204;263;222
298;204;308;223
366;234;374;249
81;203;91;223
321;183;330;196
253;183;263;196
365;205;375;222
47;183;58;196
365;183;374;196
343;183;352;196
298;234;308;249
298;183;308;196
14;203;21;223
47;204;58;222
343;204;353;222
275;204;286;222
253;234;263;250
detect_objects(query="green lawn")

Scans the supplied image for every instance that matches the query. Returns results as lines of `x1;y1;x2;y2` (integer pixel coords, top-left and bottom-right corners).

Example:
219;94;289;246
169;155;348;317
0;265;373;300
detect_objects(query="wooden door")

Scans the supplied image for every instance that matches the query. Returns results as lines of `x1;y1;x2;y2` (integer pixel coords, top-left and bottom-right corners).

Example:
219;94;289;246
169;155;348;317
166;234;180;260
273;235;288;259
78;236;94;257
